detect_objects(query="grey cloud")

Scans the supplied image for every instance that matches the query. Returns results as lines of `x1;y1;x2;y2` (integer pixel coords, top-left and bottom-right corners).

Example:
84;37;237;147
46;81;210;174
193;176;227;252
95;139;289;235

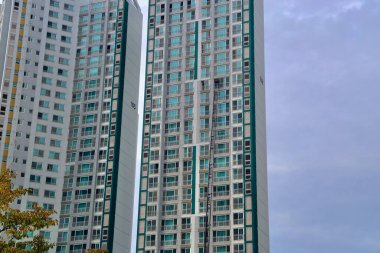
266;0;380;252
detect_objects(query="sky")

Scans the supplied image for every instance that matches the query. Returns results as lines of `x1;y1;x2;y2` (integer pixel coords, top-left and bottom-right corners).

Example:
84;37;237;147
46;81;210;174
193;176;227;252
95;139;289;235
135;0;380;252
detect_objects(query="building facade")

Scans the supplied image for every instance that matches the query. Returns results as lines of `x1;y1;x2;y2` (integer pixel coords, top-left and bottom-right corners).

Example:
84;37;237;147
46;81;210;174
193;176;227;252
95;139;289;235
0;0;142;252
137;0;269;253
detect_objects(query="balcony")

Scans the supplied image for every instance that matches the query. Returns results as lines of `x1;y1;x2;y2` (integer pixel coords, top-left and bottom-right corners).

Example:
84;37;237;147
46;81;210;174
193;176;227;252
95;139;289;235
76;181;92;187
147;225;156;232
165;141;179;147
184;126;193;132
216;133;230;141
163;168;179;174
147;211;157;217
165;127;180;134
213;221;229;227
71;235;87;241
213;206;230;212
148;197;158;202
146;241;156;247
234;219;244;225
181;239;191;245
182;224;191;230
161;240;176;246
73;207;90;213
57;237;67;243
75;194;91;200
213;236;230;243
163;195;178;202
63;182;73;188
163;181;177;188
161;225;177;231
164;154;179;160
163;210;177;216
93;220;102;226
77;168;93;174
213;191;230;197
92;234;100;240
215;95;230;102
214;176;229;183
62;196;72;202
200;178;208;184
72;221;89;227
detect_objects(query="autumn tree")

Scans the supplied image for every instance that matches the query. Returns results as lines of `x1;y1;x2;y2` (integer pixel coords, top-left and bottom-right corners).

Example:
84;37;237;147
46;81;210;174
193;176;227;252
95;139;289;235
86;249;109;253
0;168;57;252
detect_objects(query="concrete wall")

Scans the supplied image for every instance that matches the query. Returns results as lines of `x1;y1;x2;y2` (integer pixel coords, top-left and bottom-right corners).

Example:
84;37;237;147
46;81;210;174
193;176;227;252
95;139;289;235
254;0;270;252
112;1;142;252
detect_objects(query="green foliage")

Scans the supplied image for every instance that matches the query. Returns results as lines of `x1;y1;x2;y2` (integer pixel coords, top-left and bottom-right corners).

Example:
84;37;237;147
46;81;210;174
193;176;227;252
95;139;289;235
0;168;57;252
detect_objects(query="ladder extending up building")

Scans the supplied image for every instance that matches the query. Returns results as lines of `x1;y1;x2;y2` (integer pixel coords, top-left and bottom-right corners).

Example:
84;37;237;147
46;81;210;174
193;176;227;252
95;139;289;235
204;82;219;253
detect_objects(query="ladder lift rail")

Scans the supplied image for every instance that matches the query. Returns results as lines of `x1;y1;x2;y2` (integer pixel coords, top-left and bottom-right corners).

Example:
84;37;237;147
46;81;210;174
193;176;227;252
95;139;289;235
204;88;217;253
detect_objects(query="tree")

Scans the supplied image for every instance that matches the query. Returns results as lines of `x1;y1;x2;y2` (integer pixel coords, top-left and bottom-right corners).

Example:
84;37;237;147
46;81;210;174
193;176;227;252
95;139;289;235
0;168;57;252
86;249;109;253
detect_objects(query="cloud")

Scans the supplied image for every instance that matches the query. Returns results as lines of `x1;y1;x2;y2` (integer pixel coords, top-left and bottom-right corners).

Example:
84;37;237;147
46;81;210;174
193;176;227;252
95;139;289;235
341;0;365;12
281;0;366;21
266;0;380;252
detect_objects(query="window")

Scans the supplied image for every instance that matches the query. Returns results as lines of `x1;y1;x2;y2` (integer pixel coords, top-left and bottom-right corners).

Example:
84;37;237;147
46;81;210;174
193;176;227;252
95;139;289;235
64;3;74;11
43;203;54;210
57;80;67;87
47;31;57;39
40;88;51;97
43;66;54;73
33;149;44;157
47;164;59;172
27;201;38;209
63;14;73;22
51;127;62;135
29;188;39;196
45;43;55;51
54;103;64;111
44;190;56;198
38;112;48;120
31;162;43;170
55;91;66;99
35;136;45;145
57;69;68;77
214;157;230;168
30;175;41;183
50;139;61;147
52;115;64;123
62;25;72;33
50;0;59;7
47;21;58;29
46;177;57;185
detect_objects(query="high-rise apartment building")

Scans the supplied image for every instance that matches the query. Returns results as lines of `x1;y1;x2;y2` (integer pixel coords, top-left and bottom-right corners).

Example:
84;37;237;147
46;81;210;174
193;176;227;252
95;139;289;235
137;0;269;253
0;0;142;252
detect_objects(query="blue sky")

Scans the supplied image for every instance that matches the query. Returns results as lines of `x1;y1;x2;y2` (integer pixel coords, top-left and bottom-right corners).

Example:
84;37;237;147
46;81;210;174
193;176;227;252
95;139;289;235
136;1;380;252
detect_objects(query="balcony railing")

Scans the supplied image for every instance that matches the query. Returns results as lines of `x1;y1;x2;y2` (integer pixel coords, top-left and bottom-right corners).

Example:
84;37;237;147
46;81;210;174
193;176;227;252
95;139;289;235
161;225;177;231
213;236;230;243
71;235;87;241
213;221;229;227
163;195;178;201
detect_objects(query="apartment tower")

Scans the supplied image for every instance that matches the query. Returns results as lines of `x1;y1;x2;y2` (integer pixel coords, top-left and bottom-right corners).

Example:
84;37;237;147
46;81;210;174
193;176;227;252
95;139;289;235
137;0;269;253
0;0;142;252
